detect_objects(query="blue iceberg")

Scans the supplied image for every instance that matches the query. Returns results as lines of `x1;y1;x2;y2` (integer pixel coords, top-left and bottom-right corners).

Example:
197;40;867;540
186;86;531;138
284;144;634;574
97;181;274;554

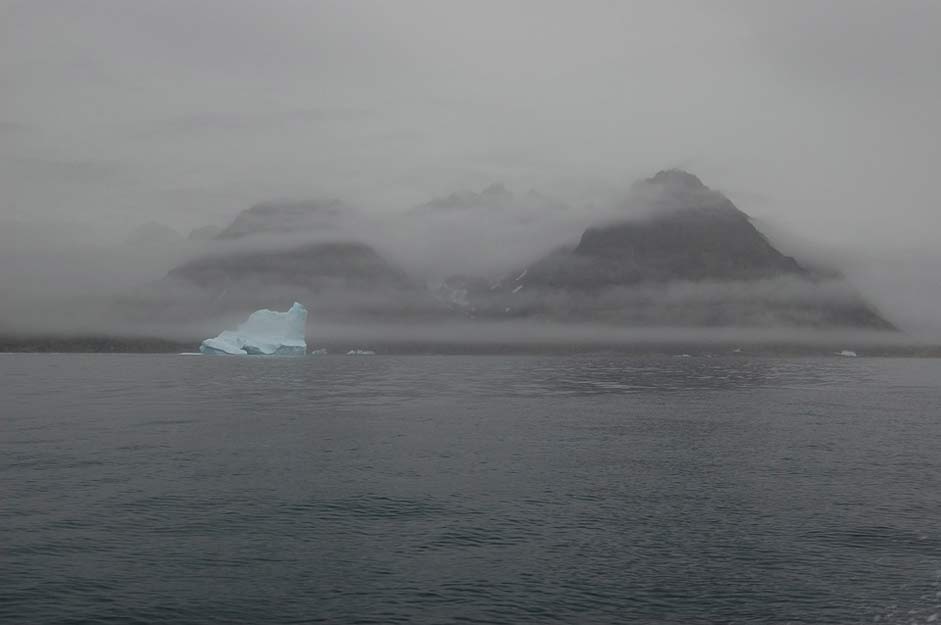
200;302;308;355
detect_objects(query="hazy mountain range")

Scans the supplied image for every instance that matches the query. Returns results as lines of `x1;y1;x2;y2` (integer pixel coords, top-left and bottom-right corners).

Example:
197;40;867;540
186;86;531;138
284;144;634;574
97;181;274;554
157;169;892;332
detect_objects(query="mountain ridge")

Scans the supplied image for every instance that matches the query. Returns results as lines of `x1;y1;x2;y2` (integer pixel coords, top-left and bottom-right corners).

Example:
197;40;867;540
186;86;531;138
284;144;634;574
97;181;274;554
443;170;894;330
165;170;895;330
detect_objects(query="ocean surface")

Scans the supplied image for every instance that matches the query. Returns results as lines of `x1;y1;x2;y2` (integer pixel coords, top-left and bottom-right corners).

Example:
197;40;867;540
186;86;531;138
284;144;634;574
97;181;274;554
2;353;940;625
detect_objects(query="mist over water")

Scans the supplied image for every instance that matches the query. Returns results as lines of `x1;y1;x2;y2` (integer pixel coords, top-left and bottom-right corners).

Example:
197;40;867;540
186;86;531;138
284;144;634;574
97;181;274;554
2;2;941;342
0;180;936;345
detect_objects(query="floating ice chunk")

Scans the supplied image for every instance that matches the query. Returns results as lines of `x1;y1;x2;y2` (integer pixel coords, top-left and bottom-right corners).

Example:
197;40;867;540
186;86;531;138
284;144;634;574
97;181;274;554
200;302;307;355
836;350;858;357
512;285;523;293
309;348;328;355
346;349;376;355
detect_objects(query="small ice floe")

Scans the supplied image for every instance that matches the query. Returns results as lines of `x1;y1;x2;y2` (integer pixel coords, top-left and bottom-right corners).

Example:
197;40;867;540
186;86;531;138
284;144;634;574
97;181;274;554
346;349;376;355
178;352;203;356
732;348;742;353
674;354;692;358
836;350;858;357
512;285;523;294
515;268;528;281
309;348;328;355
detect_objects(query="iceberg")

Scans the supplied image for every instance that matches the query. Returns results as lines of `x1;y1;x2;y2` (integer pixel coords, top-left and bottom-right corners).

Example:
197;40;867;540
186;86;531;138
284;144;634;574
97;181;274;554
200;302;308;355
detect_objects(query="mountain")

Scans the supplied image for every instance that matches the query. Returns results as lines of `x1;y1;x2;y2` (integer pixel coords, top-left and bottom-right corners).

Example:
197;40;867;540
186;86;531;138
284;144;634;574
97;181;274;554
215;199;349;239
414;182;570;224
416;182;515;212
525;170;805;288
160;174;894;329
163;199;421;318
449;170;894;329
169;241;413;291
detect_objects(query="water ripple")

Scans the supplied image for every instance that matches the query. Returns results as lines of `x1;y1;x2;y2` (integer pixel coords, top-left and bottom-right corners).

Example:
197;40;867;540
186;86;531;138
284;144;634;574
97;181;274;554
1;354;940;624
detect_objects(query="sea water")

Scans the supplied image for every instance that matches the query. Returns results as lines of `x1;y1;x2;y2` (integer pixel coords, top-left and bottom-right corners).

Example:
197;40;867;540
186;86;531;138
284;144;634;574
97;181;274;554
2;354;940;624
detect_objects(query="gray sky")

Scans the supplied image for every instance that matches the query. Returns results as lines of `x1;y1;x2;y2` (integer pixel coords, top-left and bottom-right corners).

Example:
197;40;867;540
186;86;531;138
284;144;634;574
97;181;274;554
2;0;940;332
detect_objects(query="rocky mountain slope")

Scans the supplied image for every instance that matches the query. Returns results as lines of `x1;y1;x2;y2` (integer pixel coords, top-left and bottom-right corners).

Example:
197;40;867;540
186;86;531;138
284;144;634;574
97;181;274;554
163;199;422;319
446;170;894;329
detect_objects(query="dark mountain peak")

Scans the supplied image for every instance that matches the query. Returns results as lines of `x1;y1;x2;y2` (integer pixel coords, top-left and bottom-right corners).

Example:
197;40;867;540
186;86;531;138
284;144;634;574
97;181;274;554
572;171;800;279
629;169;739;220
480;182;512;201
478;169;894;329
168;240;414;292
166;197;416;315
419;183;515;212
646;169;706;190
217;198;349;239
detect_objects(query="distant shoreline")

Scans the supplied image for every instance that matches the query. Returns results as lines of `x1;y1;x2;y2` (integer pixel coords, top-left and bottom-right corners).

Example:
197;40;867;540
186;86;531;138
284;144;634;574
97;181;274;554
2;335;940;357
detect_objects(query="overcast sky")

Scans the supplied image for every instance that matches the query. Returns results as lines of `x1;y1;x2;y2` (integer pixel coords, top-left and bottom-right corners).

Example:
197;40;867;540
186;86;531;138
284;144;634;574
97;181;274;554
2;0;938;235
2;0;941;334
